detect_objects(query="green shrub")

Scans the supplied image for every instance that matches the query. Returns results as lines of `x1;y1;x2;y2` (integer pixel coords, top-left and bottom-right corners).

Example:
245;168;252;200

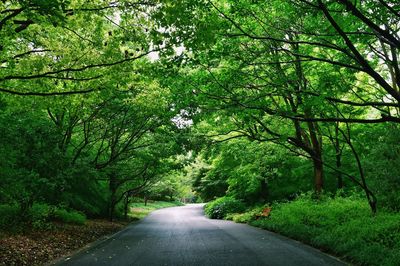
29;203;54;230
226;206;266;223
53;208;86;225
204;197;246;219
0;204;20;231
0;203;87;230
1;203;56;231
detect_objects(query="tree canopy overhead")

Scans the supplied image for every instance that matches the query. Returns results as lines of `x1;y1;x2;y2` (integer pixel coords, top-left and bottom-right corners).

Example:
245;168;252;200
0;0;160;96
0;0;400;228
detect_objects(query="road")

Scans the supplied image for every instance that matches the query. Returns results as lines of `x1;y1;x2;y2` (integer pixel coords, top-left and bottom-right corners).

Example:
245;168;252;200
57;204;345;266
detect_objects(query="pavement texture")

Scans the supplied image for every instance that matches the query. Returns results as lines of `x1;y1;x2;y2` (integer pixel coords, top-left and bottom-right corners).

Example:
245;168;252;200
56;204;346;266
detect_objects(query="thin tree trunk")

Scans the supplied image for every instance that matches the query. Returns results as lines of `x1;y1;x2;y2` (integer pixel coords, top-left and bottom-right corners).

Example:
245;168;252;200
336;151;343;189
339;124;377;214
123;193;129;220
335;122;343;189
259;178;269;202
313;156;324;194
307;120;324;194
109;196;116;222
108;173;118;221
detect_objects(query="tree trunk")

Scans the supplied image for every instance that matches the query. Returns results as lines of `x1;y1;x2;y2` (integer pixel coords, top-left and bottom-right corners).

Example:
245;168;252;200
334;122;343;189
109;199;116;222
123;193;129;220
109;195;116;222
108;173;118;221
19;196;34;222
259;178;269;202
313;156;324;194
307;120;324;194
336;151;343;189
339;124;377;214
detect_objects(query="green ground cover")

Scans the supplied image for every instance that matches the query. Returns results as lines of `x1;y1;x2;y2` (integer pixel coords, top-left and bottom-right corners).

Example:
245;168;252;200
129;201;184;220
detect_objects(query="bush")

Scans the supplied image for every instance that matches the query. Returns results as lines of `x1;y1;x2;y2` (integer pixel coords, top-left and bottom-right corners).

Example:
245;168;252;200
226;205;266;223
204;197;246;219
28;204;86;228
53;208;86;225
0;203;87;231
0;203;55;231
0;204;20;231
29;203;54;230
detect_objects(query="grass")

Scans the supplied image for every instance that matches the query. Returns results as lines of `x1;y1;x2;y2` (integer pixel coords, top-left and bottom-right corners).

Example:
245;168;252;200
226;193;400;266
129;200;184;220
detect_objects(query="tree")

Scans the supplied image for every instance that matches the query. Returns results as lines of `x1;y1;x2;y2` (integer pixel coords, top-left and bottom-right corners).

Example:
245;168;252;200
150;0;396;211
0;0;157;95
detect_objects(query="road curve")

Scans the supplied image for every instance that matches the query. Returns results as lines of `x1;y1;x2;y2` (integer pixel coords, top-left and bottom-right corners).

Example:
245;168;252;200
57;204;345;266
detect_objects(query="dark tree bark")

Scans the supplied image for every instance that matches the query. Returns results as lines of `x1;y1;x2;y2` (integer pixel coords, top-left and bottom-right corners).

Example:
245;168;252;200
312;153;324;194
108;172;118;221
334;123;344;189
259;178;269;202
123;193;130;220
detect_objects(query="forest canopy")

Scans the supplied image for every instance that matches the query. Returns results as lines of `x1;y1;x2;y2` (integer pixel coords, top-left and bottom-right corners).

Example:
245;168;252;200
0;0;399;227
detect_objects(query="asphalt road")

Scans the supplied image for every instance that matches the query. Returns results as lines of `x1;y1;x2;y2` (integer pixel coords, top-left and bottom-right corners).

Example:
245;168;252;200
57;204;345;266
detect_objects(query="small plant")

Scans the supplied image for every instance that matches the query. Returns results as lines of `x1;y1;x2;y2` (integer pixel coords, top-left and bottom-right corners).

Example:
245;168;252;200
204;197;246;219
29;203;54;230
26;204;86;228
53;208;86;225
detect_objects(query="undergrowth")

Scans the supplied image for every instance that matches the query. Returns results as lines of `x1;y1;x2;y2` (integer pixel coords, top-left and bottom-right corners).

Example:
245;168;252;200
0;203;86;232
204;196;246;219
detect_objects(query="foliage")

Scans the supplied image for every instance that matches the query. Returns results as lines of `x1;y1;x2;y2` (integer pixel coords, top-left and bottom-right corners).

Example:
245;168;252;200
59;171;110;218
360;124;400;210
28;204;55;230
153;0;400;214
0;205;20;231
187;153;228;202
52;209;86;225
1;2;400;265
0;203;86;232
226;206;266;224
185;138;314;205
204;197;246;219
0;105;66;210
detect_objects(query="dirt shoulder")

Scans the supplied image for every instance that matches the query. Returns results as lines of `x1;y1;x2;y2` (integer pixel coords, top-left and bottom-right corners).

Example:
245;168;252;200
0;220;128;266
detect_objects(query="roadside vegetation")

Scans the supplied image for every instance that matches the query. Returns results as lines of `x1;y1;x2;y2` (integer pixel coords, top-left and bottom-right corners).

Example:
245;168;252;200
129;200;184;220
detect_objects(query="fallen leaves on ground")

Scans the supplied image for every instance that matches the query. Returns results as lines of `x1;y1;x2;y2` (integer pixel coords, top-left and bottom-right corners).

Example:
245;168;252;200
0;220;127;266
